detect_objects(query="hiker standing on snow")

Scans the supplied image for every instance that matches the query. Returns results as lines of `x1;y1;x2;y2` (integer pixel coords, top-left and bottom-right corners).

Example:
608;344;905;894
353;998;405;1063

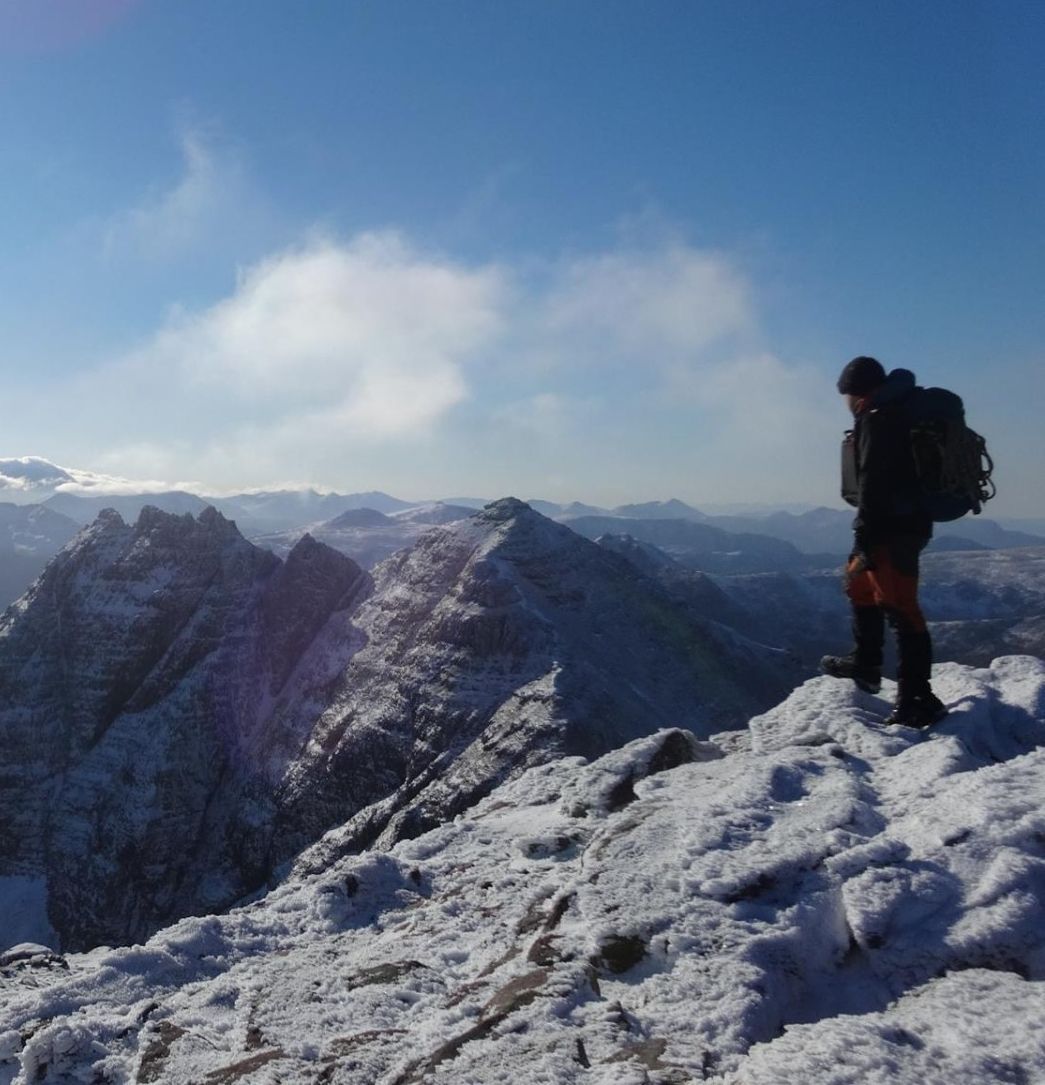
821;356;947;728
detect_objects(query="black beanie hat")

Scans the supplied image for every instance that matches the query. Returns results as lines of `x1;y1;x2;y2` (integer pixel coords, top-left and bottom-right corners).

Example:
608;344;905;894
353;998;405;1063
837;356;886;395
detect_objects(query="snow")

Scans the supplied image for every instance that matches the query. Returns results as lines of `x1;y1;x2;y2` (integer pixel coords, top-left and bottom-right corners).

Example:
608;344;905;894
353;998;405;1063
1;657;1043;1083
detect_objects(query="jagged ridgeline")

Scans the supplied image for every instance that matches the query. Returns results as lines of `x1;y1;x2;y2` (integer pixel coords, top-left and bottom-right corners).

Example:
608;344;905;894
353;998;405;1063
0;498;794;951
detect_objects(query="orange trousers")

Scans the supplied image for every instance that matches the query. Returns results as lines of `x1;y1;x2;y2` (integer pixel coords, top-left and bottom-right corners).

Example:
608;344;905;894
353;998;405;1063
845;541;927;635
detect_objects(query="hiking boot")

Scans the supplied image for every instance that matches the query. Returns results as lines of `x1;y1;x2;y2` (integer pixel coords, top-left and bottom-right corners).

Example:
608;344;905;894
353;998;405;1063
820;653;882;694
884;692;947;729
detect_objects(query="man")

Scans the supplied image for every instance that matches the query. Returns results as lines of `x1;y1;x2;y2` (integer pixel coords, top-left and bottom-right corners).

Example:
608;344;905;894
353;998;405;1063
821;355;947;727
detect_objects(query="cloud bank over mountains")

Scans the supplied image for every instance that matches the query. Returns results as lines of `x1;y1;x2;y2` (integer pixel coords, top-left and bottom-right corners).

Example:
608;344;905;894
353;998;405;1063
10;121;1033;512
0;456;191;499
1;113;836;504
24;222;834;504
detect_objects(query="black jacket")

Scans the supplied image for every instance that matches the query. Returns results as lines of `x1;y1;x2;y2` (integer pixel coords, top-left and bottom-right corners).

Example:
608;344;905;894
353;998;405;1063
843;369;933;547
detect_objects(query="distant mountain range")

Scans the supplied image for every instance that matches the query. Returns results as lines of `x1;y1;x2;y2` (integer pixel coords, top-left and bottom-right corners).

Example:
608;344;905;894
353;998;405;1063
39;488;417;534
4;456;1041;550
0;502;81;609
3;476;1043;614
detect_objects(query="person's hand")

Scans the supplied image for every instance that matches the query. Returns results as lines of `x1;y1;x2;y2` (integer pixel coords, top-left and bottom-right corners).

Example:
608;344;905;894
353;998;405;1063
848;549;875;575
842;546;872;581
849;529;876;574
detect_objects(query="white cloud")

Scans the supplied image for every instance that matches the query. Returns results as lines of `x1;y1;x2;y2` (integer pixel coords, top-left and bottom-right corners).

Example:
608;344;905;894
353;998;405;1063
0;456;74;490
101;127;259;262
111;233;506;440
0;456;190;500
528;242;756;371
33;229;837;504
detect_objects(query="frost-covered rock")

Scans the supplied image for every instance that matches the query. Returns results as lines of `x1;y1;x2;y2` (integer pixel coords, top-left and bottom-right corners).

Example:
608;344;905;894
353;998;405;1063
0;499;786;952
270;497;792;866
0;506;364;950
0;658;1042;1083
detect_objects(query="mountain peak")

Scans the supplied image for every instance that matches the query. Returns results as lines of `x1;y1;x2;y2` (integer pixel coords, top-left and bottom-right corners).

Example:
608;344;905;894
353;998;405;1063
467;497;584;560
612;497;706;521
132;503;244;546
326;507;394;529
94;507;127;530
283;530;362;581
476;496;534;523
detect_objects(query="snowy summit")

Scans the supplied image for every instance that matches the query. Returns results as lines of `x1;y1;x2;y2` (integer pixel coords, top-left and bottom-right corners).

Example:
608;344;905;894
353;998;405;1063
1;657;1043;1083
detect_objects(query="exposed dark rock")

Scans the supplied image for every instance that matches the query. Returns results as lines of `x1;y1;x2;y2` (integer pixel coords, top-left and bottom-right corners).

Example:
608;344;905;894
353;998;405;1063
137;1021;187;1083
350;961;426;987
483;968;549;1016
606;774;639;811
594;934;647;975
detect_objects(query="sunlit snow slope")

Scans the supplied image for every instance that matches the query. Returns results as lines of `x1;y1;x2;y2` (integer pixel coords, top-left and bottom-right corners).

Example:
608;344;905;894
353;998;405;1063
2;657;1043;1084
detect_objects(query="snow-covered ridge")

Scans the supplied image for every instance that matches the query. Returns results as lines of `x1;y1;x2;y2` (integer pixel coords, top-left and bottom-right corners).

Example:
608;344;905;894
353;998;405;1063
2;657;1043;1084
0;499;801;953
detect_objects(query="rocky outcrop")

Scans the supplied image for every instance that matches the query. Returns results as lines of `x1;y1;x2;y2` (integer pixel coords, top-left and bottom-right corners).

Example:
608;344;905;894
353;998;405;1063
0;507;363;950
0;499;791;951
2;659;1043;1084
275;497;794;867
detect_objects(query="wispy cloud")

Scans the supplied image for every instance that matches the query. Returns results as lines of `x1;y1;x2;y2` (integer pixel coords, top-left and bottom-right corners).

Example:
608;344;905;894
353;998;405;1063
100;126;273;264
534;242;755;367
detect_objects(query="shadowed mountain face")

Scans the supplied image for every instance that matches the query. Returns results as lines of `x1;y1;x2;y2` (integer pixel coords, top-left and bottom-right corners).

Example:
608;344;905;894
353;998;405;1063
0;500;792;952
564;515;825;573
0;503;81;609
0;507;365;950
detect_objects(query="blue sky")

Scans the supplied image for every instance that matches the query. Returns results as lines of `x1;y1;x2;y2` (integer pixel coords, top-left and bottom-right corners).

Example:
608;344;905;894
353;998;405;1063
0;0;1042;512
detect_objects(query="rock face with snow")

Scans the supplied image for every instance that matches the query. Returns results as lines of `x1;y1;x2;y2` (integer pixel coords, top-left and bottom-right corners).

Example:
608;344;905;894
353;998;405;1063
388;502;476;526
0;507;365;950
0;657;1042;1084
267;497;796;867
0;499;791;952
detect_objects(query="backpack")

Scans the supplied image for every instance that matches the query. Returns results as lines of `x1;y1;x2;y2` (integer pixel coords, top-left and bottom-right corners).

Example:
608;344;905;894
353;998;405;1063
840;386;996;522
904;387;995;521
